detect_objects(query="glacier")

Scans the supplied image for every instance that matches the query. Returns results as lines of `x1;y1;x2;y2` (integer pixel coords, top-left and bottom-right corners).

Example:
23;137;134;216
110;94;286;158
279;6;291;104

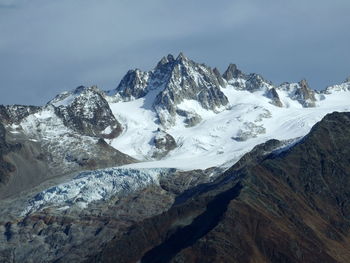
21;167;173;216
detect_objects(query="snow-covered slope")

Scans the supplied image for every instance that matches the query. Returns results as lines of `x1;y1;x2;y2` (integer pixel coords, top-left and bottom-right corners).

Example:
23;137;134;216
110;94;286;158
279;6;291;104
108;84;349;170
103;55;350;170
2;53;350;177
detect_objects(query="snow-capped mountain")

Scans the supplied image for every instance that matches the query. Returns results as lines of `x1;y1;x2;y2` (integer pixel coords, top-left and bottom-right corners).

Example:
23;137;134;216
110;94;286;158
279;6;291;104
102;53;350;170
48;85;122;138
110;53;228;127
1;53;350;178
1;53;350;262
1;53;350;199
0;93;135;198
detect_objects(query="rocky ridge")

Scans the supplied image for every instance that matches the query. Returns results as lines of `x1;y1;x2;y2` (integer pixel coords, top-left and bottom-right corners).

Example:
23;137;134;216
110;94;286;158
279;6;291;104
112;53;229;127
49;86;122;138
0;92;135;198
111;53;327;130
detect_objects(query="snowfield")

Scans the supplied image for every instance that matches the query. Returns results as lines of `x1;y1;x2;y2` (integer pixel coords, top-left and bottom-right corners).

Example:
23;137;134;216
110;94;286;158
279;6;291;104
108;84;350;170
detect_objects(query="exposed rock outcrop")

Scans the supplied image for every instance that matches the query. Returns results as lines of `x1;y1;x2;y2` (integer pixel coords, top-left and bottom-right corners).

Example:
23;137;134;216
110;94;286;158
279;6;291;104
266;87;283;107
295;79;317;107
114;69;149;100
244;73;274;92
0;122;16;187
0;87;135;198
113;53;229;127
0;105;41;124
222;63;246;81
50;86;122;138
277;79;317;107
151;130;177;159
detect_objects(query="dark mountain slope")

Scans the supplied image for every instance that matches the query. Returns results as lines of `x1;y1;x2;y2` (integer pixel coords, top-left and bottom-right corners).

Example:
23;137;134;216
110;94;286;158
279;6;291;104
0;122;16;186
87;112;350;263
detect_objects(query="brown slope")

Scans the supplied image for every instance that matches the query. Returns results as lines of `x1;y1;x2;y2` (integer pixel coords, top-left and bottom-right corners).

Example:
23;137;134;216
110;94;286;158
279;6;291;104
86;111;350;263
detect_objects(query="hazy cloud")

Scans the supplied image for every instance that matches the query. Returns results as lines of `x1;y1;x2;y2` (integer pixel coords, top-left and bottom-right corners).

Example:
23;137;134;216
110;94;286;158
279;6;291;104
0;0;349;105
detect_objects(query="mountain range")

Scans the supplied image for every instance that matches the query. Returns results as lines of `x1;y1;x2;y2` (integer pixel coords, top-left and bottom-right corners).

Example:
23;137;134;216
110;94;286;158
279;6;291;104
0;53;350;262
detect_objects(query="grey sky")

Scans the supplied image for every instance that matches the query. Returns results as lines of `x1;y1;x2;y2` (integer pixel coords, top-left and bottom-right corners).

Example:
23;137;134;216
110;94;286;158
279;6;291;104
0;0;349;105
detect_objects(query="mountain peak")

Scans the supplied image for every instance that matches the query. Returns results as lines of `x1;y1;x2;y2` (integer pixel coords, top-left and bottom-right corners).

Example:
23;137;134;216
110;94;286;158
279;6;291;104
167;54;175;62
222;63;245;81
156;54;175;67
112;52;229;127
298;79;309;89
73;85;87;94
176;52;188;61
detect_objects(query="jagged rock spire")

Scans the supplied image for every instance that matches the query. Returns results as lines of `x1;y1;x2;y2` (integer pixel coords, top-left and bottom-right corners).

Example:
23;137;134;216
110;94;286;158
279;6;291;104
156;54;175;68
223;63;245;81
266;87;283;107
298;79;309;90
296;79;316;105
113;53;229;127
176;52;187;61
213;67;225;87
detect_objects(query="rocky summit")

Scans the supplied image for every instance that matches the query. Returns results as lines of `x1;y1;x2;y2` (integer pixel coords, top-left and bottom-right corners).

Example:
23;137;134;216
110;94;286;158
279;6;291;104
112;53;228;127
0;53;350;263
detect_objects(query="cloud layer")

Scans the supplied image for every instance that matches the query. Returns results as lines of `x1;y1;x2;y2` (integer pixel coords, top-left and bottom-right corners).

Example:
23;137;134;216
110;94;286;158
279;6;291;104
0;0;349;105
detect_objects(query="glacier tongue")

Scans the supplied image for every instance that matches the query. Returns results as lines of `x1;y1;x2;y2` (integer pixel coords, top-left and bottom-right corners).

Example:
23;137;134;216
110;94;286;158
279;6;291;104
21;167;173;216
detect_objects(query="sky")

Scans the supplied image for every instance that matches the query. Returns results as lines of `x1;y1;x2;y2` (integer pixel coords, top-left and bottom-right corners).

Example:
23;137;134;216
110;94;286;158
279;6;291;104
0;0;349;105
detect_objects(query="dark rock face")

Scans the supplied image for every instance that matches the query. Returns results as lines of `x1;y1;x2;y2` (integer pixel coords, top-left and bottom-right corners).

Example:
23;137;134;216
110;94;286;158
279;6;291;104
0;122;16;186
114;53;228;127
115;69;149;100
153;54;228;126
152;131;177;159
278;80;317;108
266;87;283;107
0;106;9;123
244;73;273;92
222;63;246;81
87;112;350;263
0;105;41;124
141;183;243;263
212;67;226;87
52;86;122;138
295;79;316;107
